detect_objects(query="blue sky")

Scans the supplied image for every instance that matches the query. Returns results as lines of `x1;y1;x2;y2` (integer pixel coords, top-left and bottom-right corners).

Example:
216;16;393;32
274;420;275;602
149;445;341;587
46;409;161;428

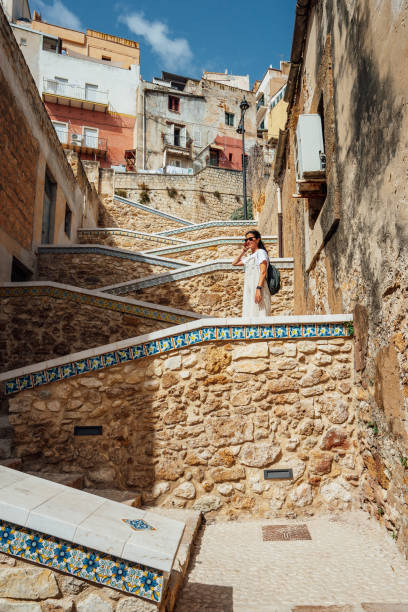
32;0;297;85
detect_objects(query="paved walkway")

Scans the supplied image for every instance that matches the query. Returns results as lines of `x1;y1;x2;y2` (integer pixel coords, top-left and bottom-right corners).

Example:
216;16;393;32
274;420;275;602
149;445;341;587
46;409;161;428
175;511;408;612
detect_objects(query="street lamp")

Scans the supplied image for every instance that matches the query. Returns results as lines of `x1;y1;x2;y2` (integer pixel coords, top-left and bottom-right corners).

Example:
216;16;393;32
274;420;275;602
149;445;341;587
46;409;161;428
237;96;250;219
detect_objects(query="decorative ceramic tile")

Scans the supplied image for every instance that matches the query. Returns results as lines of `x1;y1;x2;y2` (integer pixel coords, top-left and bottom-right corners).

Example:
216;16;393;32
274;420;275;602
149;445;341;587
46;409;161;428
216;327;232;340
275;325;288;339
116;349;132;364
317;324;331;337
231;326;246;340
102;352;118;367
46;367;62;383
18;375;33;391
0;520;163;602
144;341;160;356
245;326;260;339
122;519;155;531
288;325;302;338
332;324;345;337
187;330;202;344
60;363;77;379
131;345;146;359
201;327;217;341
172;334;188;348
303;324;317;337
158;338;174;353
5;379;18;395
260;326;275;339
75;359;90;375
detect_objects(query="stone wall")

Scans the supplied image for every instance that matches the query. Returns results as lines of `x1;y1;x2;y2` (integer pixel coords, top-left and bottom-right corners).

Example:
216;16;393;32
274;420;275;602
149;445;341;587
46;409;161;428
0;296;170;373
126;268;294;317
38;253;171;289
114;167;244;224
78;232;163;252
161;225;256;241
9;337;359;518
99;197;186;234
266;0;408;552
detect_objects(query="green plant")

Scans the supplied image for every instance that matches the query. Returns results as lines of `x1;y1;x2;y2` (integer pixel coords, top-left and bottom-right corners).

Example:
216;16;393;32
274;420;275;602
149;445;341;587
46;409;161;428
392;531;397;540
167;187;178;199
400;455;408;469
214;190;221;200
138;182;150;205
368;421;379;435
230;198;253;220
377;506;384;516
344;321;354;337
114;189;127;198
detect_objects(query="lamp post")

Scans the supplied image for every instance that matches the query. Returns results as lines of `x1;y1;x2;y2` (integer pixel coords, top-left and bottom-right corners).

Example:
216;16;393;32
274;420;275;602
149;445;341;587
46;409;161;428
236;96;250;219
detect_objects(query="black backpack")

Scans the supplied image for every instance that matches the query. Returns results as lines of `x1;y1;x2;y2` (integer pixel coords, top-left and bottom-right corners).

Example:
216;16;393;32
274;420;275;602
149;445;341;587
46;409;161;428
267;263;281;295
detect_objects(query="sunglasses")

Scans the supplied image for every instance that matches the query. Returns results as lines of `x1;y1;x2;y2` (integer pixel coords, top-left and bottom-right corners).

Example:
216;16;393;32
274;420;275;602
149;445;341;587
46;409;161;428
244;237;256;242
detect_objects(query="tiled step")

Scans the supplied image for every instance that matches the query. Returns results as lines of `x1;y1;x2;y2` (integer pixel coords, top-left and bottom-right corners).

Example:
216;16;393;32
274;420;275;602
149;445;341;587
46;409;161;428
27;471;84;489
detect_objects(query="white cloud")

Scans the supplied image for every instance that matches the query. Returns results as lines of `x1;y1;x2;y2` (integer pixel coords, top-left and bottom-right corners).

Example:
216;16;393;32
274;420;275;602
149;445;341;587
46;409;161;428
120;13;193;72
34;0;83;31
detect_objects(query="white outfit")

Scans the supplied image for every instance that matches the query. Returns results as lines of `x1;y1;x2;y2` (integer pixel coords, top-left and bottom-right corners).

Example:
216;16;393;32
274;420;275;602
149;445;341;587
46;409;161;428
242;249;271;317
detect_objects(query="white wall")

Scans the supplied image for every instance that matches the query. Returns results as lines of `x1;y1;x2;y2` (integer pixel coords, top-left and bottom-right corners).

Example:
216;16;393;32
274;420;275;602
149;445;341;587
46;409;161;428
39;50;139;115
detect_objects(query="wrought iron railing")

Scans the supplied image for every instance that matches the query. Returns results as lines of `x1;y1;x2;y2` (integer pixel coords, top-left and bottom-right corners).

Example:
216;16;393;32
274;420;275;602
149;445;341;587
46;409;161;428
43;79;108;105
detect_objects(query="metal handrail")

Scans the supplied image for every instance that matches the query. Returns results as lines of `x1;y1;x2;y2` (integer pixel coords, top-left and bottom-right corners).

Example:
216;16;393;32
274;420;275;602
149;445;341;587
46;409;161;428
43;78;109;105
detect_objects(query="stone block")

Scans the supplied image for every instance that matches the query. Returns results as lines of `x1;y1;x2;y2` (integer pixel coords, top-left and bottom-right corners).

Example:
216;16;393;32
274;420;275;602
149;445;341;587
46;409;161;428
238;442;281;467
164;355;181;370
289;483;313;507
76;593;114;612
0;567;59;600
320;477;352;503
210;466;245;482
267;377;299;393
320;427;349;450
193;495;222;512
232;359;269;373
0;601;42;611
326;395;349;424
174;481;196;499
231;342;269;360
310;451;333;475
41;599;73;611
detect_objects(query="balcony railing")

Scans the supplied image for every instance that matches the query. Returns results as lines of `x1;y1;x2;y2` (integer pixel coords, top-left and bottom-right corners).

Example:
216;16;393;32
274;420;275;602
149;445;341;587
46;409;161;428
163;134;188;149
53;126;107;155
43;79;109;107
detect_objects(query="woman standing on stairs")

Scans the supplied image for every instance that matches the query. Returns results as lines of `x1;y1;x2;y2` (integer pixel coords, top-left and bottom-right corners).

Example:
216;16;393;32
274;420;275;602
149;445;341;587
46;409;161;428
233;229;271;317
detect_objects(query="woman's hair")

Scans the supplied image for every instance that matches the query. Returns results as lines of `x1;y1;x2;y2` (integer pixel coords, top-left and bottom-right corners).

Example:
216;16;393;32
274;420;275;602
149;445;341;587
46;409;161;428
245;229;268;254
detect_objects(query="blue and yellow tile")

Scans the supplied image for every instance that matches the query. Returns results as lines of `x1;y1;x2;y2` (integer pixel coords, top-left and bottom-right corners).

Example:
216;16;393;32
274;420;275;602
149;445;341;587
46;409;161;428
217;327;231;340
4;379;19;395
60;363;76;379
332;324;345;337
32;371;47;387
75;359;90;375
231;326;245;340
117;348;132;363
172;334;188;348
288;325;302;338
275;325;288;338
260;325;274;339
18;374;33;391
144;341;160;356
103;352;118;367
187;330;202;344
303;324;317;337
201;327;217;341
317;324;331;337
245;326;260;339
158;338;174;353
46;367;62;383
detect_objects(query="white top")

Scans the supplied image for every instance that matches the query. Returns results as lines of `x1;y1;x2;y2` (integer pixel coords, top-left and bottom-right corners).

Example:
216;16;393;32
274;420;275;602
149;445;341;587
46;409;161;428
242;249;271;318
242;248;269;266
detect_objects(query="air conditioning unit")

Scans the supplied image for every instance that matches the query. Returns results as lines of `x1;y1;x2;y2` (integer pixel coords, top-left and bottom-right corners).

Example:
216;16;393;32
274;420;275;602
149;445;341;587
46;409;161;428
71;134;82;145
294;114;326;182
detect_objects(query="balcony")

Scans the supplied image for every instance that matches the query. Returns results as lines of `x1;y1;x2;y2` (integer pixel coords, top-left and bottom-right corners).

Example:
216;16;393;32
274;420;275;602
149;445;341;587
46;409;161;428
54;126;107;157
42;79;109;112
163;134;191;157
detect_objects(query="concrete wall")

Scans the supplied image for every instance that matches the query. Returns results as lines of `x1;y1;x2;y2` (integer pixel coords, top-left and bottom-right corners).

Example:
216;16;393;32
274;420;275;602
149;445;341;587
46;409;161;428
0;7;98;282
115;167;245;224
266;0;408;553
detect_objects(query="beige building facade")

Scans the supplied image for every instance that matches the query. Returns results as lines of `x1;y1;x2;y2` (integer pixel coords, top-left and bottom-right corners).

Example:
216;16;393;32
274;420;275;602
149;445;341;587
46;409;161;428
261;0;408;554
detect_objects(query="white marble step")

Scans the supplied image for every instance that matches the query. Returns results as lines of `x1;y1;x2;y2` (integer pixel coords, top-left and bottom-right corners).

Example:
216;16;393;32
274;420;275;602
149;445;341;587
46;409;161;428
0;466;184;573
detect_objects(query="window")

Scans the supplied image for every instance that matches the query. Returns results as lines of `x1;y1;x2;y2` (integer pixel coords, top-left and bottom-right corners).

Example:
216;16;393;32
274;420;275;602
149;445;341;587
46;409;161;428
259;119;265;130
174;126;181;147
225;112;234;126
20;37;27;46
193;128;201;146
228;153;233;162
41;170;56;244
102;55;111;61
85;83;99;102
43;36;58;52
83;126;98;148
209;149;219;167
52;121;68;144
256;93;265;111
168;95;180;112
64;204;72;238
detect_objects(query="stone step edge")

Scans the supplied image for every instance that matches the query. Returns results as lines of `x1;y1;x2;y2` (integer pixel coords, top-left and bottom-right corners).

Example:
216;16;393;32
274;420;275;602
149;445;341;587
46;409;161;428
114;195;194;226
142;235;278;256
78;227;191;245
156;219;257;236
100;258;294;294
0;281;206;324
0;314;353;396
0;466;185;601
38;244;190;269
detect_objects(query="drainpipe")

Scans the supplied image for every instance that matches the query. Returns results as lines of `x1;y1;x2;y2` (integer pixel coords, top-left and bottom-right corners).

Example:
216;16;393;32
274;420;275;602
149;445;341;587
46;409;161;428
142;89;146;171
277;186;283;258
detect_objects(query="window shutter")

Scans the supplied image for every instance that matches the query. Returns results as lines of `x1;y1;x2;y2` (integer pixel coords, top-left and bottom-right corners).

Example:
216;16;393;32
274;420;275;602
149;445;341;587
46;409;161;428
194;128;201;146
180;127;187;148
